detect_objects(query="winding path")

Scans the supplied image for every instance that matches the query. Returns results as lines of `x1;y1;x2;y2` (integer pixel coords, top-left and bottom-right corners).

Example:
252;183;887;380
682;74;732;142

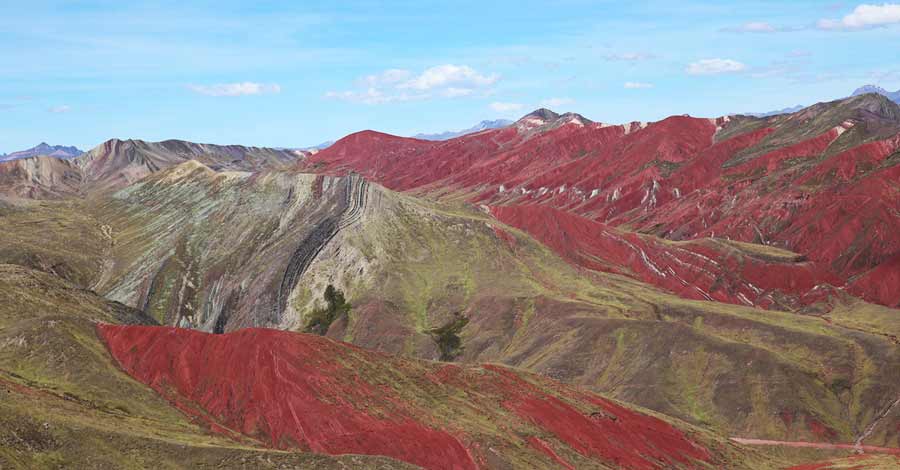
730;438;900;455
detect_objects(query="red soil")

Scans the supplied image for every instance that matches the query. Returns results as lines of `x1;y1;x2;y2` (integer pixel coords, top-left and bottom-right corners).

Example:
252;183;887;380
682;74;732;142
97;324;476;470
97;324;714;470
491;204;839;308
526;437;575;470
303;109;900;311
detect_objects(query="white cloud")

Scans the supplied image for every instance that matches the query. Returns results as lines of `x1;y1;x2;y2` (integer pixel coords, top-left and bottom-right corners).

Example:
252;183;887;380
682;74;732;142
398;64;498;91
48;105;72;113
490;102;524;113
818;3;900;29
686;58;747;75
624;82;654;89
188;82;281;97
540;97;574;107
604;52;655;61
326;64;498;104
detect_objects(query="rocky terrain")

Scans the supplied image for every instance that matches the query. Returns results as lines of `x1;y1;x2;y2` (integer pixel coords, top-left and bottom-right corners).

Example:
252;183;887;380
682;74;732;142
1;94;899;468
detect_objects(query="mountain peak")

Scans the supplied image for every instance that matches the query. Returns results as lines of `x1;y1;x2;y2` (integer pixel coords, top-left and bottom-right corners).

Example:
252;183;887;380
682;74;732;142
521;108;561;122
851;84;900;103
852;84;889;96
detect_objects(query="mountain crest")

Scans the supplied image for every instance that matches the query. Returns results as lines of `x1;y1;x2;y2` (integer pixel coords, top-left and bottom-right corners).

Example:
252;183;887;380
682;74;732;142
0;142;84;162
851;84;899;102
520;108;561;122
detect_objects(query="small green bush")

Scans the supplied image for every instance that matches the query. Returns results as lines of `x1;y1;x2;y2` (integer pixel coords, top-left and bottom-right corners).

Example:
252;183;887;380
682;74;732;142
305;285;351;335
426;312;469;361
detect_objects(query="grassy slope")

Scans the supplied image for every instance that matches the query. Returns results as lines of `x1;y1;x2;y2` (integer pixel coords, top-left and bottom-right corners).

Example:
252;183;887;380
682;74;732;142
1;167;897;449
0;264;411;469
296;183;900;447
0;200;109;289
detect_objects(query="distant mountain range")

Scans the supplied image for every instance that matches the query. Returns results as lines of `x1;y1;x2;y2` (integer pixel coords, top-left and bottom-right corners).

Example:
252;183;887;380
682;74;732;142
298;140;335;152
744;84;900;117
743;105;806;118
413;119;513;140
851;84;900;102
0;142;83;162
297;120;513;152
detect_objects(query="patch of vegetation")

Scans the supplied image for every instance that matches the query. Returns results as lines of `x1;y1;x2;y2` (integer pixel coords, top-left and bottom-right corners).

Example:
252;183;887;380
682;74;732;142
305;285;351;335
426;312;469;361
828;377;851;396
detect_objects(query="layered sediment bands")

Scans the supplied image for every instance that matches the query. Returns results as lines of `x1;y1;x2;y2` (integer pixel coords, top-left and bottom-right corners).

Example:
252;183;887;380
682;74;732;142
97;324;741;470
275;216;340;317
89;163;359;331
0;156;83;198
274;175;368;319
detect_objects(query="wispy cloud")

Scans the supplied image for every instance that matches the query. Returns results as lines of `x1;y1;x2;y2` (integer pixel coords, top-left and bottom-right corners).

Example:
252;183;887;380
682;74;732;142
731;21;777;32
686;58;747;75
624;82;654;89
540;97;574;108
720;21;806;33
326;64;498;104
818;3;900;30
324;88;427;105
48;105;72;113
603;52;655;61
188;82;281;97
490;102;524;113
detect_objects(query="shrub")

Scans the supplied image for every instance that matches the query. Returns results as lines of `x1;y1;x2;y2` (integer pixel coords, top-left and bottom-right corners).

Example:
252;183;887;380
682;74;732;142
426;312;469;361
305;285;351;335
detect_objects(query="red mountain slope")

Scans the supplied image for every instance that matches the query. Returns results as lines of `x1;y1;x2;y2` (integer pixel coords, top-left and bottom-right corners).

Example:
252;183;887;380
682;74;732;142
490;205;839;309
97;324;722;470
305;95;900;309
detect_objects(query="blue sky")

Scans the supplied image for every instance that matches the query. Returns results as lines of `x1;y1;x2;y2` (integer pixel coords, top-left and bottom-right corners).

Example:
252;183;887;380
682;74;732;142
1;1;899;152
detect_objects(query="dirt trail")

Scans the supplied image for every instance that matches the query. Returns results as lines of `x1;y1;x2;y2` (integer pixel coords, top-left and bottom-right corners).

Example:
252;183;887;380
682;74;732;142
854;395;900;451
90;223;115;292
731;438;900;455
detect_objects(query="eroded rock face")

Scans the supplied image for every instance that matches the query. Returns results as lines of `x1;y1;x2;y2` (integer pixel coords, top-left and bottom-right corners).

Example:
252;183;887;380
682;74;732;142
95;166;369;333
